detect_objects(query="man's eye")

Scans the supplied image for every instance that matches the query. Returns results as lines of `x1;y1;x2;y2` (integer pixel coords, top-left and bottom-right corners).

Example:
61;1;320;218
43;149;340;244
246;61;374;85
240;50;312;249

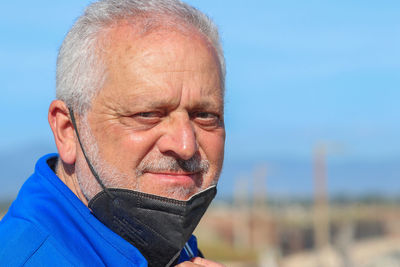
192;112;221;127
132;112;163;125
195;112;217;119
137;112;161;118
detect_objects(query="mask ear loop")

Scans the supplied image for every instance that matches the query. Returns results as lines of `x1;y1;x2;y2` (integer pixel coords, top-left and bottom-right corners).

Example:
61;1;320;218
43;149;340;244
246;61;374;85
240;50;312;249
68;108;116;201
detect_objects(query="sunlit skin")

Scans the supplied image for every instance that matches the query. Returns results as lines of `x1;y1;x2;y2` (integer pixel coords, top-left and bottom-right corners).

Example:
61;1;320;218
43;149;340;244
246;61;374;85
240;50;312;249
48;22;226;267
74;24;225;201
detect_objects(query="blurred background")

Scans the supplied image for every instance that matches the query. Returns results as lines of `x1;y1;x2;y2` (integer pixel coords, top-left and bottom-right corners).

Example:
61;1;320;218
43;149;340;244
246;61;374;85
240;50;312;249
1;1;400;266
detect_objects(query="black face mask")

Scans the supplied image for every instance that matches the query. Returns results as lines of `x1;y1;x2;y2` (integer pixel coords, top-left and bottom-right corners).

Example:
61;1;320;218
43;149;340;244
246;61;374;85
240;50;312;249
69;110;216;266
89;186;216;266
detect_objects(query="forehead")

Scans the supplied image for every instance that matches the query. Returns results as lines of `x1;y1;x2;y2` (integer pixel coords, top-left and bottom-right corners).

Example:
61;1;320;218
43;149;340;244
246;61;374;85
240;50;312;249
103;23;220;70
97;23;223;101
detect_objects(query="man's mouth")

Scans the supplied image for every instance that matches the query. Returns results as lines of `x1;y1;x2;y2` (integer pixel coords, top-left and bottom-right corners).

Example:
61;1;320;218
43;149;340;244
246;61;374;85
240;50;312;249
145;171;200;178
136;154;209;177
147;171;199;175
143;171;202;187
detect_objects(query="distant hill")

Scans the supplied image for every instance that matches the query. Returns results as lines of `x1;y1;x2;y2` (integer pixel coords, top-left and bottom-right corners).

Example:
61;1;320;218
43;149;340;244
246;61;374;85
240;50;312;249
0;140;56;201
217;156;400;199
1;140;400;202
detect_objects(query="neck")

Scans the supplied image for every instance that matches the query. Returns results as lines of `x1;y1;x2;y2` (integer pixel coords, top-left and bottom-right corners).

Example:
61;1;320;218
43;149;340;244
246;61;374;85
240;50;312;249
56;159;89;206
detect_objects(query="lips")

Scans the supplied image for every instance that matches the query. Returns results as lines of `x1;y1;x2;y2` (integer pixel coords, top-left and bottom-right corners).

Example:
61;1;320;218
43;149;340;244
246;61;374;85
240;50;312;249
144;171;201;187
148;171;198;176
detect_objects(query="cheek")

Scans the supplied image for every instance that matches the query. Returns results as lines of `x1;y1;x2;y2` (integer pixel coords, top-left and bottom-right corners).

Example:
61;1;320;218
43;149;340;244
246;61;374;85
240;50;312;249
97;124;160;169
199;130;225;168
127;132;147;144
118;131;160;161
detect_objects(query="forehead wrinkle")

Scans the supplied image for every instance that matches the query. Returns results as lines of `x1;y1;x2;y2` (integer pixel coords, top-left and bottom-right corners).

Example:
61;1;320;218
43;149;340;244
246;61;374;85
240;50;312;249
98;23;223;112
114;86;222;112
126;32;217;72
190;99;223;111
104;24;220;74
117;89;180;110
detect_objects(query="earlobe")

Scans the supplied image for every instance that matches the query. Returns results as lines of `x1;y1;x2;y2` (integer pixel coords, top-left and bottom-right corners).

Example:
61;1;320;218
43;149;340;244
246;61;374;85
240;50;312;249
48;100;76;164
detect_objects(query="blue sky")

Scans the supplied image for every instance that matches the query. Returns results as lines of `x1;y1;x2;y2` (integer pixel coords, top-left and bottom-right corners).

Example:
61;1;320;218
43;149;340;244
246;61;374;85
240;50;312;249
1;1;400;198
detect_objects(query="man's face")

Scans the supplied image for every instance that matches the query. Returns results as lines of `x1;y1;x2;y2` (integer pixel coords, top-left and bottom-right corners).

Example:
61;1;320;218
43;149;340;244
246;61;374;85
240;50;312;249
76;25;225;201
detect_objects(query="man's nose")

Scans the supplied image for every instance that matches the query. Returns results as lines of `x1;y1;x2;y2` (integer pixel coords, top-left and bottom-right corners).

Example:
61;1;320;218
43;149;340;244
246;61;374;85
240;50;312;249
157;114;198;160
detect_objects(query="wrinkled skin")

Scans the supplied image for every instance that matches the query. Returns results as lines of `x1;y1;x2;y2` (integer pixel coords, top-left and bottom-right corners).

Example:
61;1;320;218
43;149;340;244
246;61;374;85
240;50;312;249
49;23;226;265
75;26;225;201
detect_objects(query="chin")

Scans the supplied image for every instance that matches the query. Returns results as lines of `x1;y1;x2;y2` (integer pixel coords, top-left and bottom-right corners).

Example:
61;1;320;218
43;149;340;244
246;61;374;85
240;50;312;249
166;186;199;200
149;185;199;201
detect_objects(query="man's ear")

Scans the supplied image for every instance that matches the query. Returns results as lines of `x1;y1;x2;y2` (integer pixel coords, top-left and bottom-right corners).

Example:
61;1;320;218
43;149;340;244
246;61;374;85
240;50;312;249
48;100;76;164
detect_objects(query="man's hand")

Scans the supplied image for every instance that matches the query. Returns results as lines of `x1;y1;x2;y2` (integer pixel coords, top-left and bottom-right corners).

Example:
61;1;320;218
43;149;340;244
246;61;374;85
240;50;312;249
175;257;226;266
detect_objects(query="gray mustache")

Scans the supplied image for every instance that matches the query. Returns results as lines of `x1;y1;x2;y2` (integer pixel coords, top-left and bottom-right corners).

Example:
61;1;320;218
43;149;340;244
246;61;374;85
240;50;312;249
136;155;209;176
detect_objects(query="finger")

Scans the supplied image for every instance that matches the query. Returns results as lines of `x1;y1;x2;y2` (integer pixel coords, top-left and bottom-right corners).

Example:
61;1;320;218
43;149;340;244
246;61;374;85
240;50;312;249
190;257;226;267
174;261;203;267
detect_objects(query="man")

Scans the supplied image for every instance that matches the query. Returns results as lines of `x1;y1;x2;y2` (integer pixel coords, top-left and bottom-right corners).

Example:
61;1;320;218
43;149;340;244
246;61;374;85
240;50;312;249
0;0;226;266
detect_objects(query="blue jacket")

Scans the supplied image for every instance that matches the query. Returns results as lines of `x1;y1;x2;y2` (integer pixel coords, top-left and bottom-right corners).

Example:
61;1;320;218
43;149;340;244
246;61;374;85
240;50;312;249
0;154;200;266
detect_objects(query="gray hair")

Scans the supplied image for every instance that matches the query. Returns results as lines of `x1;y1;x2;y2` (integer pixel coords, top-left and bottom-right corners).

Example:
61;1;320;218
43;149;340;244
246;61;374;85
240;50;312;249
56;0;225;115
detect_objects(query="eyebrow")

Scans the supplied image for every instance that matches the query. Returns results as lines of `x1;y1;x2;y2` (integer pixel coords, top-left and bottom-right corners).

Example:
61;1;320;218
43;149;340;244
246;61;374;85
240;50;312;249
190;100;223;110
117;88;223;111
